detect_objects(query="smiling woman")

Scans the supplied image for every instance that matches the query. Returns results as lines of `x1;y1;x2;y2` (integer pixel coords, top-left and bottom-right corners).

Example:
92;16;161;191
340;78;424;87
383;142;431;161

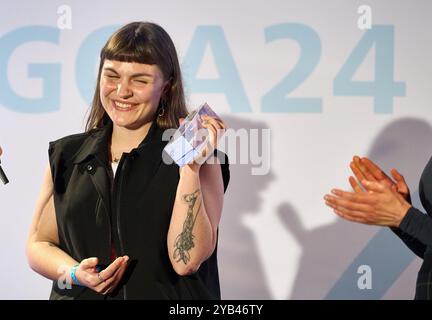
26;21;230;300
100;61;166;129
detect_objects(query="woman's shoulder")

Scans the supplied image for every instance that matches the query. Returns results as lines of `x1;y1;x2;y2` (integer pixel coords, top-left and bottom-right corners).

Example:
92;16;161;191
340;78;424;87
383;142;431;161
48;128;104;160
49;131;94;151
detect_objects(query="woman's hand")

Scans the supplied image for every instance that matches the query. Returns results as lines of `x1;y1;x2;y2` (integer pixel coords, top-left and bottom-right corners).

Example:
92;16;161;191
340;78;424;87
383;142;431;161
324;180;411;227
349;156;411;203
179;116;226;174
73;256;129;295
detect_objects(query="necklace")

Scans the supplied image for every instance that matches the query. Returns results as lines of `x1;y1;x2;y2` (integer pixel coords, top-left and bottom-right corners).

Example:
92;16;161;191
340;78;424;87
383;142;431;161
111;148;125;163
111;152;122;163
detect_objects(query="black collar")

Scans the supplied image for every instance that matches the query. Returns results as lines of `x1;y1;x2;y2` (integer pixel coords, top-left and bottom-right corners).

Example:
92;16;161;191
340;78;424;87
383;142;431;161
72;120;164;165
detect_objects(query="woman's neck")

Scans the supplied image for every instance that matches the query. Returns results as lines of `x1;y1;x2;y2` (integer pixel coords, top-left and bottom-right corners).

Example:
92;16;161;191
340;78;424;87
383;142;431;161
110;121;153;154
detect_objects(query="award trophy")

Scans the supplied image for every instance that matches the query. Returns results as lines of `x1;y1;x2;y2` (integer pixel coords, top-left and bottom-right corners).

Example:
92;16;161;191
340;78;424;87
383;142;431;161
164;102;222;167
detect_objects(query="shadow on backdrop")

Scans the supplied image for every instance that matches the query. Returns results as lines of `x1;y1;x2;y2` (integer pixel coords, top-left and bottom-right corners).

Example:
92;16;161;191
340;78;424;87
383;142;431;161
218;115;274;299
280;118;432;299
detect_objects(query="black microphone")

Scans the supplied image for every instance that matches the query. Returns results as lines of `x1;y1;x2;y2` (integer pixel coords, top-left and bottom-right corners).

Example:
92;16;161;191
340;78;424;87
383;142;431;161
0;160;9;185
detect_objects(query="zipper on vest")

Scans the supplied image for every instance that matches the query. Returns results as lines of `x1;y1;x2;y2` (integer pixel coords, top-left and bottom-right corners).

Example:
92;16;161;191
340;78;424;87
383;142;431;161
112;155;127;300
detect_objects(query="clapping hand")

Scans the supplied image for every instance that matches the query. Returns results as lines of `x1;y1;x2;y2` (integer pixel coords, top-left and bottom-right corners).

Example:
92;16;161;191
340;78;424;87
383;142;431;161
349;156;411;203
324;156;412;227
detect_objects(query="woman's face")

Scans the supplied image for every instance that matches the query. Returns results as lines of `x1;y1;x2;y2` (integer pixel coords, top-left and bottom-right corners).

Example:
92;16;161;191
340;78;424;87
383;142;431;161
99;59;167;130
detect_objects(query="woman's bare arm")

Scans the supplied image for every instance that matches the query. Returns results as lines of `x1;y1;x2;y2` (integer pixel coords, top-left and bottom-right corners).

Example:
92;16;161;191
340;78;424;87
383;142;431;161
26;164;78;283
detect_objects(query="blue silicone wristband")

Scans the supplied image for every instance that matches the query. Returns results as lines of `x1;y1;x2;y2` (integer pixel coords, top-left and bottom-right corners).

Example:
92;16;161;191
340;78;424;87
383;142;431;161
70;264;81;286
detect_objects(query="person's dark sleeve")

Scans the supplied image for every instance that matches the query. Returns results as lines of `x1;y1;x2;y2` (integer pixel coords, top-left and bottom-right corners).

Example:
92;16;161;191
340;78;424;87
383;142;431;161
391;206;432;259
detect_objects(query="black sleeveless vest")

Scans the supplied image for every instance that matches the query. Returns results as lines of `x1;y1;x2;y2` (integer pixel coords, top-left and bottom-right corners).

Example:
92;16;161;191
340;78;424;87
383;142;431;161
48;120;230;299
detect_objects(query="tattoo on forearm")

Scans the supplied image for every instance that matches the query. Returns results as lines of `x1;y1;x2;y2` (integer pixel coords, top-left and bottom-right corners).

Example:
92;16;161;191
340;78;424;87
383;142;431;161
173;189;201;264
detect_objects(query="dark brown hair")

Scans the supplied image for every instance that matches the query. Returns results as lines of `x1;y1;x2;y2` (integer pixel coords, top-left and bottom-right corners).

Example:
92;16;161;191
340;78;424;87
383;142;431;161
85;22;188;131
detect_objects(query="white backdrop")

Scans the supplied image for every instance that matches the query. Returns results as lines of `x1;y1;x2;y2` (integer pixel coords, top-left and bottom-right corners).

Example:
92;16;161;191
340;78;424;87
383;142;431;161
1;0;431;299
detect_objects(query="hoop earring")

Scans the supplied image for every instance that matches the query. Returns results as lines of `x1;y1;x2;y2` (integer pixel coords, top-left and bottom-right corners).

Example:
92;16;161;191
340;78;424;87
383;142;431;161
158;98;166;117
